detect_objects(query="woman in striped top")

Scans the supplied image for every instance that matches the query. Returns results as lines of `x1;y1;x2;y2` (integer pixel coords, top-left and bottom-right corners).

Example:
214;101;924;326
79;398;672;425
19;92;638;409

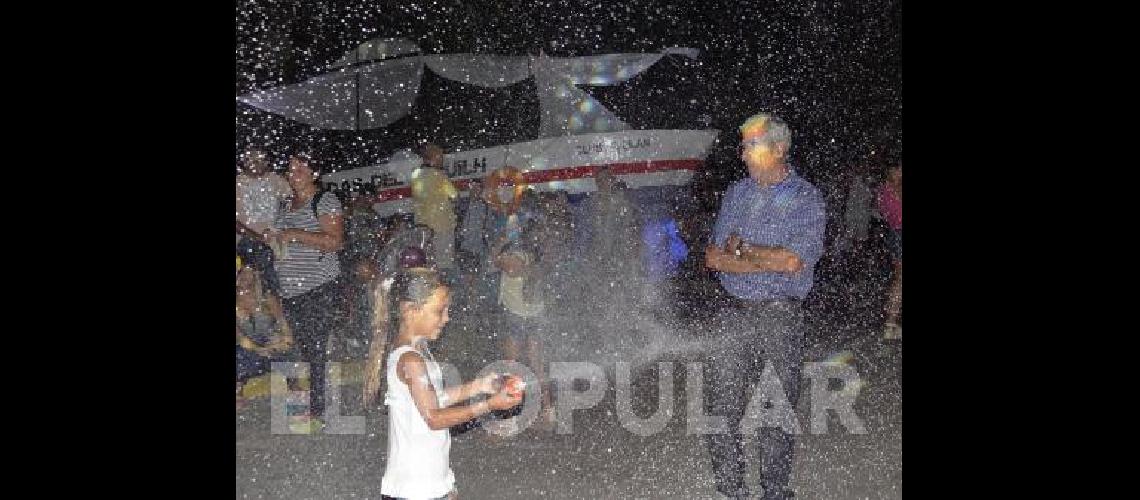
267;152;346;432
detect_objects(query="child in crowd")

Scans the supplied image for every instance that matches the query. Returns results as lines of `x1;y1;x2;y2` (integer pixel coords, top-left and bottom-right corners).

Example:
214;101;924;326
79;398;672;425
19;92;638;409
362;267;522;500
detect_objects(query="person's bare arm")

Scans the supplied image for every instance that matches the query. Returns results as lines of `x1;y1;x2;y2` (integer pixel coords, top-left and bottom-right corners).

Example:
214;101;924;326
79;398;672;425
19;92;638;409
277;212;345;253
705;244;768;273
399;352;521;430
442;372;499;407
728;233;803;273
738;245;803;273
704;235;802;274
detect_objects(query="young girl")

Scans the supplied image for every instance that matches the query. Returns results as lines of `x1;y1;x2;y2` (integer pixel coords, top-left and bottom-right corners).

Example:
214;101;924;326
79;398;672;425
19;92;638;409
363;267;521;500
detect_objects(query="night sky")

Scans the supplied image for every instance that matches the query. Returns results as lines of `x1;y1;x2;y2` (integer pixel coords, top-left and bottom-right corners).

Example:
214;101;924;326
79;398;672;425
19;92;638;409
235;0;901;195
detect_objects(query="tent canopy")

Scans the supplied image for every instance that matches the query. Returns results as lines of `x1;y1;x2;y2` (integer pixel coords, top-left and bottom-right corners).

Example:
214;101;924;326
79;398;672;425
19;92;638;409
237;38;700;135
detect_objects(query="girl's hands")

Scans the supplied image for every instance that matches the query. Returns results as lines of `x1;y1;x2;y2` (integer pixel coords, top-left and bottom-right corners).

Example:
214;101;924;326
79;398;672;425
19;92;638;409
477;372;501;395
487;387;523;411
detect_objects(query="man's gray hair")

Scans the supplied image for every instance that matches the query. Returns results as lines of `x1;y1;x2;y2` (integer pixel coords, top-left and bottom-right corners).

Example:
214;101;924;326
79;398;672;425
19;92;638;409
740;113;792;147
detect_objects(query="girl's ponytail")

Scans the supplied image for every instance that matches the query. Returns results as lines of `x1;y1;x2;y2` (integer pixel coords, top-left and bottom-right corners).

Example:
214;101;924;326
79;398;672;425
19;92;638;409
362;267;447;407
362;277;397;407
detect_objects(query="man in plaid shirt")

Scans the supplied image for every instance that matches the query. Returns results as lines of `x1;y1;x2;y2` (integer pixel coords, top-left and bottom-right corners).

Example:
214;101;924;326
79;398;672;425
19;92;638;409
703;113;826;500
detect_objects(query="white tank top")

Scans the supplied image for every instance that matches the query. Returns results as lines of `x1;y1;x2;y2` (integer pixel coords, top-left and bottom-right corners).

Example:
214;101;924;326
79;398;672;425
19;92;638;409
380;345;455;499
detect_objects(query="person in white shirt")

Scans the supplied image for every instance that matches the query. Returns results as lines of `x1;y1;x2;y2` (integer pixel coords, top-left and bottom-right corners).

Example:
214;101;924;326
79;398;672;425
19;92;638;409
362;267;522;500
236;146;292;293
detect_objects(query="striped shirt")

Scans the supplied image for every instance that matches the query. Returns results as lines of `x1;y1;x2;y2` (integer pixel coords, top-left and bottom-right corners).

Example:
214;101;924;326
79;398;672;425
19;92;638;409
274;193;343;299
710;169;826;300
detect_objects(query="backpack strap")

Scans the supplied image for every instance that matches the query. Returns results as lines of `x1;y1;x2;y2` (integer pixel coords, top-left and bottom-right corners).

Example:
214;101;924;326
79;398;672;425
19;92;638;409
311;191;324;220
310;191;329;262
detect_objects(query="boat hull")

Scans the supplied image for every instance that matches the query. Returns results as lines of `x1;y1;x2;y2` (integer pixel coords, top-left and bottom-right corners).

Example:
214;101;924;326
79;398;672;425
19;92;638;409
321;129;719;216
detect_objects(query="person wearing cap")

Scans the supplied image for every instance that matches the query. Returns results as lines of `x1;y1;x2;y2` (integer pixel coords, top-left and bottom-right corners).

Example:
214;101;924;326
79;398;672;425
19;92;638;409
410;143;459;280
702;113;826;500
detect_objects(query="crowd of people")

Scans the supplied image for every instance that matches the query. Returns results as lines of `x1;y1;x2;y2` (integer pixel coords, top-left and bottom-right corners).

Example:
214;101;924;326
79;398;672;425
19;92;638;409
235;114;902;500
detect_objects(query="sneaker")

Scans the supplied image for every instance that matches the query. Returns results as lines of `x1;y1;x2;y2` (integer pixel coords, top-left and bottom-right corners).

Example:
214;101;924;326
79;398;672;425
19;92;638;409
288;415;324;434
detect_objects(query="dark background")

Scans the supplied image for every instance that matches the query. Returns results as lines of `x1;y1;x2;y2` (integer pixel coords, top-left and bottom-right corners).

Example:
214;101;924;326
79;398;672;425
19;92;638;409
102;1;1021;492
231;0;904;346
234;0;902;204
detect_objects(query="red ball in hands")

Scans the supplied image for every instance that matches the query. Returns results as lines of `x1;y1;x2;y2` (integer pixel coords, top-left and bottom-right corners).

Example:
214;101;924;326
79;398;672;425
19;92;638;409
500;374;526;398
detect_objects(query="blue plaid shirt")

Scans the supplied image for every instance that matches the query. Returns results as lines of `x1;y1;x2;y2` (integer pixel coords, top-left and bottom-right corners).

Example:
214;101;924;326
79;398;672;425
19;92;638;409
710;169;826;300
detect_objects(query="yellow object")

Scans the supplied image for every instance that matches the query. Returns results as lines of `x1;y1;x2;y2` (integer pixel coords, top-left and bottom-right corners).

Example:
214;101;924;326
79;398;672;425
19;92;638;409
410;167;458;231
241;373;273;398
823;350;855;366
238;336;256;350
739;114;771;140
236;255;243;273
